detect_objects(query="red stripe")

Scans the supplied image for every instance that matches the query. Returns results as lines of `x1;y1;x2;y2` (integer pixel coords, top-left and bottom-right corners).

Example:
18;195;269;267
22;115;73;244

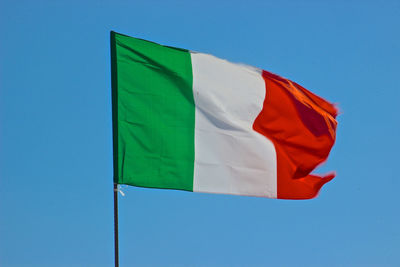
253;70;337;199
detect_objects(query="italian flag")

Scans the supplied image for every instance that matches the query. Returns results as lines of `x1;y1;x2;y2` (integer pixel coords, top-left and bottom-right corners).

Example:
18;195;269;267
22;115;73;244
111;31;338;199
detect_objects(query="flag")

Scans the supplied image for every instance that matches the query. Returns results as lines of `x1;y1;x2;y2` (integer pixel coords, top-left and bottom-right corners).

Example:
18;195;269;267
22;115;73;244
110;31;338;199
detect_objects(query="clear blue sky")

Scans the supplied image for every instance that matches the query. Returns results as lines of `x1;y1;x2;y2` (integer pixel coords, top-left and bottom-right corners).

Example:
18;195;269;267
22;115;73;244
1;1;399;266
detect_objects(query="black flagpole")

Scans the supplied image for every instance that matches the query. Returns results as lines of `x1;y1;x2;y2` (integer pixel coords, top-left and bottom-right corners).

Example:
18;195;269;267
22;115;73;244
113;183;119;267
111;31;119;267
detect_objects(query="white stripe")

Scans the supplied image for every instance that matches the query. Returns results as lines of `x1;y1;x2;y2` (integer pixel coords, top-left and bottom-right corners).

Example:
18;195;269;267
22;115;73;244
191;52;277;198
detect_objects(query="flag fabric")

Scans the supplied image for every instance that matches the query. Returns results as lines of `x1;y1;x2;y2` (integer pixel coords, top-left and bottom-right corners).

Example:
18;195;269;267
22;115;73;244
110;31;338;199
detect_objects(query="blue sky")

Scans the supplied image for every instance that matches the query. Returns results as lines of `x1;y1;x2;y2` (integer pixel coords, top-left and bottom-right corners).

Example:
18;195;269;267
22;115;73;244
1;0;399;266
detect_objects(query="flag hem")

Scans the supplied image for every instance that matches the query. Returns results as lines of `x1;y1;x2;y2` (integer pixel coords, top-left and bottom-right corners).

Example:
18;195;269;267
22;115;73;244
110;31;119;183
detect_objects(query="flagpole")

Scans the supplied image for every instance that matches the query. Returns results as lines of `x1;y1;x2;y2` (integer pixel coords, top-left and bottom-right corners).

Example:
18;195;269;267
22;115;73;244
113;183;119;267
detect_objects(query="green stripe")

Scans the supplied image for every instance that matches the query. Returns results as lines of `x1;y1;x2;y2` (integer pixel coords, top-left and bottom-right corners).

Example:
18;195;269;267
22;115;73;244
110;31;195;191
